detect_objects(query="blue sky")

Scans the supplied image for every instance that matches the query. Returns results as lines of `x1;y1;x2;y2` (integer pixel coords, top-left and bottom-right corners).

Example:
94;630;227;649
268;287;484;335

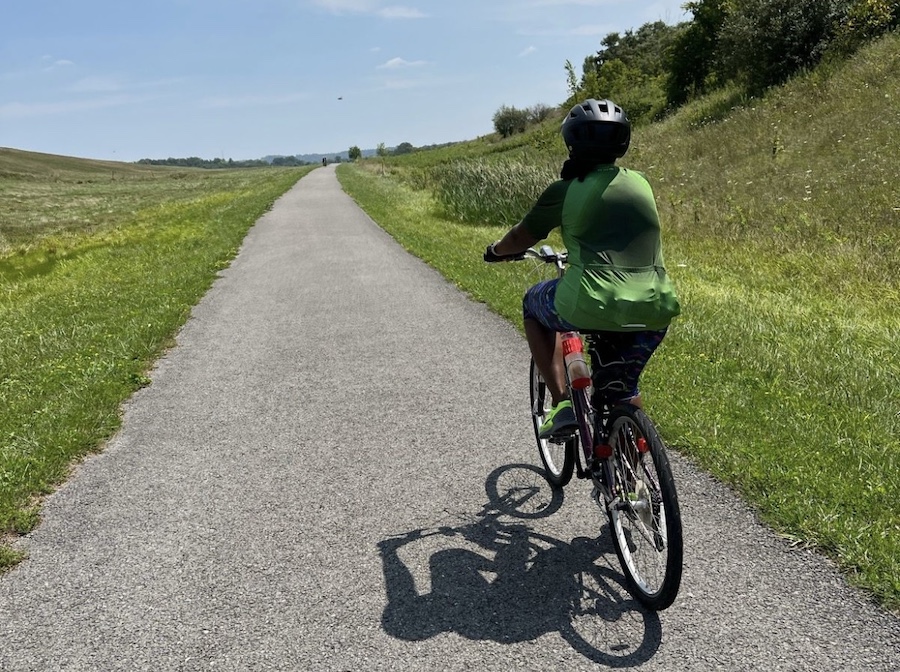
1;0;690;162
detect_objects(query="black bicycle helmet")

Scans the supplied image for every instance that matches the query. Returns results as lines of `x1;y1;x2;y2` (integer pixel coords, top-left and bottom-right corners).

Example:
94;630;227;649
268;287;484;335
561;99;631;159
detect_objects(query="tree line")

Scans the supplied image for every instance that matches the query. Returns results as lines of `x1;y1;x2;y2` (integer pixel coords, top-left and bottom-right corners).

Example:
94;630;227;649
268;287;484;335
136;156;319;169
346;140;459;160
494;0;899;134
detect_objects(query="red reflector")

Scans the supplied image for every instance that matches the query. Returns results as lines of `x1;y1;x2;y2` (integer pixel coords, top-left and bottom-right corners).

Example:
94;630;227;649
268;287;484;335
636;438;649;453
570;376;591;389
561;335;582;357
593;444;613;459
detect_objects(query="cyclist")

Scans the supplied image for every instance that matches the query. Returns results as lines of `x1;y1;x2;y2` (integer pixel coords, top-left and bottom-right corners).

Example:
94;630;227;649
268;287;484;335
484;99;680;438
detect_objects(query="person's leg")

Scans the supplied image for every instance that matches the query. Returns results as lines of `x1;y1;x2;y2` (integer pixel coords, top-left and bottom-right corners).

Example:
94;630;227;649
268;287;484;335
522;279;577;410
524;317;567;406
589;329;667;409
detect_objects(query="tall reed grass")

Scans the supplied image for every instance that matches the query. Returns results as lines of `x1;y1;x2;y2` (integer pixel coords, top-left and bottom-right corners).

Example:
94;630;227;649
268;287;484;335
433;159;558;227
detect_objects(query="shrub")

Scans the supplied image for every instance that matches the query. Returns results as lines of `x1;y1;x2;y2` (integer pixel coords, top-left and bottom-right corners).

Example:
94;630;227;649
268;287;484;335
527;104;556;124
714;0;842;93
831;0;900;54
492;105;530;138
666;0;728;106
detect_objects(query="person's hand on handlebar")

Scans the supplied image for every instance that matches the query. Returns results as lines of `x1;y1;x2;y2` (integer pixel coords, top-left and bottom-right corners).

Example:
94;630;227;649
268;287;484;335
483;221;541;262
483;242;521;262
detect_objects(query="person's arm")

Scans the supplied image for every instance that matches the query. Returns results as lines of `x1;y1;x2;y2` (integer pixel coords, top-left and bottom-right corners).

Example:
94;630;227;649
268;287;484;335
485;179;569;261
491;221;541;257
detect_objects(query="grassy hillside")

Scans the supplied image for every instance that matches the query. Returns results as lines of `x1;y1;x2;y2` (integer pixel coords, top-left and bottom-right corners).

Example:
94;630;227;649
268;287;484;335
338;32;900;610
0;147;164;179
0;152;309;565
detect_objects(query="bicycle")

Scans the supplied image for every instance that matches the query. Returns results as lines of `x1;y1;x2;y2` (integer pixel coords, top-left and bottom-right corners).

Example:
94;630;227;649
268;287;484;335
520;245;683;611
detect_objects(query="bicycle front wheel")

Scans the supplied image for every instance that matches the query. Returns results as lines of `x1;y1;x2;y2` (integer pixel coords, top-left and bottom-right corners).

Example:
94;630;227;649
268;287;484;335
605;404;682;611
530;358;575;488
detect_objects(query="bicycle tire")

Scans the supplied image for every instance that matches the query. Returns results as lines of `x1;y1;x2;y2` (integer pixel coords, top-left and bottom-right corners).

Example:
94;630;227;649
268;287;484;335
605;404;682;611
530;358;575;488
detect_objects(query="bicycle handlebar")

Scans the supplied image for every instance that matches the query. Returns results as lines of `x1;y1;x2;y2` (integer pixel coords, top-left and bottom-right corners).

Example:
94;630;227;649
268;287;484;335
484;243;568;267
524;245;568;265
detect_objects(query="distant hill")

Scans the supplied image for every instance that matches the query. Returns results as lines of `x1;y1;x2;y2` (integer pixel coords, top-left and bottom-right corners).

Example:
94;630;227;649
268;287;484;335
264;148;382;164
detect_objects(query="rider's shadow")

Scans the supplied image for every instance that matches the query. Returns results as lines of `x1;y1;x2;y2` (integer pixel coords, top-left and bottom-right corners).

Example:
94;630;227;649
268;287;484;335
378;464;662;667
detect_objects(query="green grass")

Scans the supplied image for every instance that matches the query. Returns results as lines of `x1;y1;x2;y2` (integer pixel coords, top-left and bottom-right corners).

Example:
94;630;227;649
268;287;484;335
0;150;310;563
338;32;900;611
1;33;897;611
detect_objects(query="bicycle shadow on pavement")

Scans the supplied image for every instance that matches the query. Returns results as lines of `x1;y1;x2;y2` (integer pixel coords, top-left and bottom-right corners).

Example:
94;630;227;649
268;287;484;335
377;463;662;667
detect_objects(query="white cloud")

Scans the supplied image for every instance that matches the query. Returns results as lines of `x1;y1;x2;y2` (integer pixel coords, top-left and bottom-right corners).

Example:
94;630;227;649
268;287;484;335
42;59;75;72
378;6;425;18
377;57;427;69
311;0;376;12
519;46;537;57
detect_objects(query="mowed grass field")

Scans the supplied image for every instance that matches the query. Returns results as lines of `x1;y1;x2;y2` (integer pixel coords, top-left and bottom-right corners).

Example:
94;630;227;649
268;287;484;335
337;34;900;611
0;149;309;565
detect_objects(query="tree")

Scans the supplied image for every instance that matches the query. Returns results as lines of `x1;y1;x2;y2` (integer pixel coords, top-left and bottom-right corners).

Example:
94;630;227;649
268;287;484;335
348;145;362;161
666;0;728;106
714;0;843;94
527;104;555;124
565;60;580;100
393;142;415;155
492;105;530;137
377;142;387;175
272;155;302;166
591;22;679;77
569;21;680;123
831;0;900;55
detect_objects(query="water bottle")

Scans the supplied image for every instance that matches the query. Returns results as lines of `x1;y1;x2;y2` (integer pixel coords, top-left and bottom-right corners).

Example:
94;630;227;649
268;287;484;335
561;331;591;390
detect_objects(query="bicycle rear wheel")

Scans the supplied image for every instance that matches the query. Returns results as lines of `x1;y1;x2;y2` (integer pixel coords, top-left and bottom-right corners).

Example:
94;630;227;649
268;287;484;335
530;358;575;488
605;404;682;611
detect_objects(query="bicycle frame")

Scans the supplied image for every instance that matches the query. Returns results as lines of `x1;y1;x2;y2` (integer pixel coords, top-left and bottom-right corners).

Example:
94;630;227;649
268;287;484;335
523;247;617;505
568;350;619;508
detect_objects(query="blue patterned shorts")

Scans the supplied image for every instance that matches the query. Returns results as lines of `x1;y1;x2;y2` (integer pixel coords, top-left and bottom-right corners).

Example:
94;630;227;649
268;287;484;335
522;279;579;332
523;278;667;401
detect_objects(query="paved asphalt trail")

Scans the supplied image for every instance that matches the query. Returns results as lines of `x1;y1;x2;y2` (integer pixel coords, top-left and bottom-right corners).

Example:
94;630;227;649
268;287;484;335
2;166;898;671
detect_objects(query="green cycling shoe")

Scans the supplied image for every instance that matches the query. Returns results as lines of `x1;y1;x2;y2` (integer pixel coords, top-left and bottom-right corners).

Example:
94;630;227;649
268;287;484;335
538;400;577;439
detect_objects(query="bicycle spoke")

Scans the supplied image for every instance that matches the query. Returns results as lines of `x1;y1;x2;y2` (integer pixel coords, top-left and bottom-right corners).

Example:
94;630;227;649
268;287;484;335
531;358;575;487
604;406;683;610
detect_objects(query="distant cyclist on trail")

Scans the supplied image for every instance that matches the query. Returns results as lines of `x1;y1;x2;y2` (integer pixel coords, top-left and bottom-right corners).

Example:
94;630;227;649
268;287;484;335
484;98;681;438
